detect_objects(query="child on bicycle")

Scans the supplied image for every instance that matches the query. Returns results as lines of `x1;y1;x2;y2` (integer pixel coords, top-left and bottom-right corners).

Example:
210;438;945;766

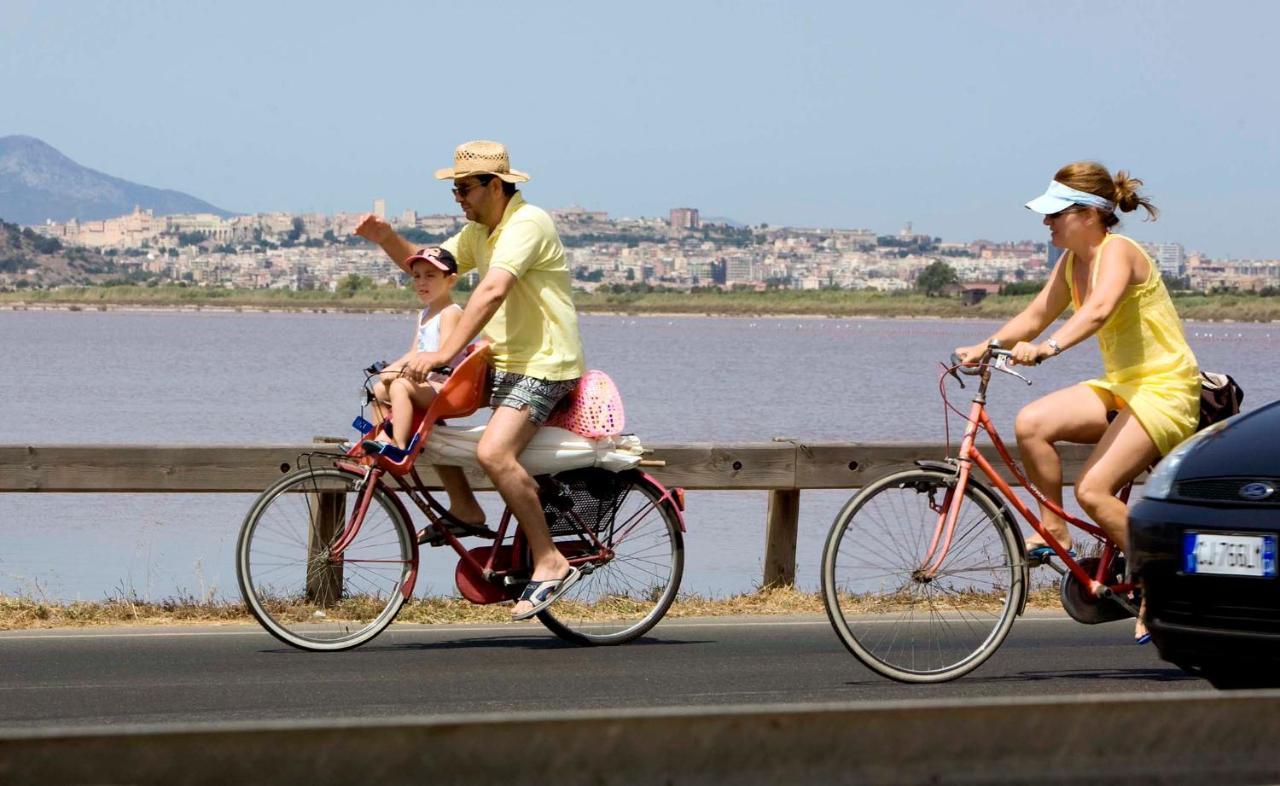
366;247;474;456
364;245;488;535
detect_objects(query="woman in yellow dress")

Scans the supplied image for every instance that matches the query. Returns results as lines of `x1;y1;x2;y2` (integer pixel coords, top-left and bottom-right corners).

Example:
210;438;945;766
954;161;1200;642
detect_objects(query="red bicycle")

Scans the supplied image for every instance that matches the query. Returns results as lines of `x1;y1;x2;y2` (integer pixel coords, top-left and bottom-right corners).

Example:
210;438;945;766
236;345;686;651
820;342;1139;682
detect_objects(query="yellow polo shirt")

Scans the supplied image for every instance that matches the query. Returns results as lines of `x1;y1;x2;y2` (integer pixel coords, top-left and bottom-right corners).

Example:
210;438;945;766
441;193;585;381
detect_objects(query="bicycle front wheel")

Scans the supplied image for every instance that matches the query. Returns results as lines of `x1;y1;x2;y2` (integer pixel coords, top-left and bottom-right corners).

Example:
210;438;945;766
821;468;1025;682
236;467;417;651
538;470;684;645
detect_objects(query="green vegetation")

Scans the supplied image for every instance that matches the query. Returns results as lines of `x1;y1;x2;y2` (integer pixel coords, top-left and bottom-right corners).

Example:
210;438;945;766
571;286;1036;318
0;283;423;310
915;260;959;297
5;283;1280;321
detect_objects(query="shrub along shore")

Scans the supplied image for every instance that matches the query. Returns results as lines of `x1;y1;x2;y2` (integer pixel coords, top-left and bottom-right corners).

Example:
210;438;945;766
4;286;1280;321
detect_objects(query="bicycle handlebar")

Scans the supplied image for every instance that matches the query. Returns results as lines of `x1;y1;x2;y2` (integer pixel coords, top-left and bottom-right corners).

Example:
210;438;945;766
362;361;454;399
947;343;1035;386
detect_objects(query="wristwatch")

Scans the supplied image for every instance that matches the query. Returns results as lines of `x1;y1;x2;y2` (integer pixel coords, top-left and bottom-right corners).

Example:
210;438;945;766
1046;338;1063;356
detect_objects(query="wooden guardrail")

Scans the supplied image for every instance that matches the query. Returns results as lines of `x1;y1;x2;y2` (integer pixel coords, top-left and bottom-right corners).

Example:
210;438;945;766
0;441;1103;587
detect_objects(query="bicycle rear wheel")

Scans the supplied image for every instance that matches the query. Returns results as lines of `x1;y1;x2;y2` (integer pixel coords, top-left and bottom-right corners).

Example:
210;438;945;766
821;468;1024;682
236;467;417;651
537;469;684;645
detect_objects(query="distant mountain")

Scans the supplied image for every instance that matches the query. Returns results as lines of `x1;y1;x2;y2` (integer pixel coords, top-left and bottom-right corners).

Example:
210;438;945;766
700;216;747;228
0;135;233;225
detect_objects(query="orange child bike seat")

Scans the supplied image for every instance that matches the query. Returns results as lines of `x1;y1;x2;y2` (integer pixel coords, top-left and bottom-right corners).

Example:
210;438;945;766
423;341;492;423
363;342;492;476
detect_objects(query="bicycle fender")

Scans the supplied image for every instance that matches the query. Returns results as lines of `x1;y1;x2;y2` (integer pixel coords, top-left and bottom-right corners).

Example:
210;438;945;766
914;460;1030;615
639;470;687;532
332;465;421;598
912;460;1019;537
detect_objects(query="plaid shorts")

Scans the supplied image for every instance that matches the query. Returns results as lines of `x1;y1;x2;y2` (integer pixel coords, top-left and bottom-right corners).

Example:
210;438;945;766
490;370;579;426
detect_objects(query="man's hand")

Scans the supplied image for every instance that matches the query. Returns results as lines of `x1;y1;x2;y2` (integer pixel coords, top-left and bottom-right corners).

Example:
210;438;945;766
354;214;394;245
404;351;449;381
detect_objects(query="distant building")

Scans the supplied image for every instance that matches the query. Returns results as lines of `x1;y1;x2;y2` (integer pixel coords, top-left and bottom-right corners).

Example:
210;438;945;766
551;205;609;225
959;282;1003;306
373;199;386;220
724;256;756;284
686;258;714;283
1047;244;1065;268
669;207;700;230
1151;242;1186;277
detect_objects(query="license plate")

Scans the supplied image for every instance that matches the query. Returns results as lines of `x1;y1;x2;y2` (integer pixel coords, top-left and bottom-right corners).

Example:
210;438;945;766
1183;532;1277;577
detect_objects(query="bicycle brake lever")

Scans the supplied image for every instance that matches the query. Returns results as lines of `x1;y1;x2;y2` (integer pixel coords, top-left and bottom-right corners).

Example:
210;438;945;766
942;359;966;389
992;355;1033;385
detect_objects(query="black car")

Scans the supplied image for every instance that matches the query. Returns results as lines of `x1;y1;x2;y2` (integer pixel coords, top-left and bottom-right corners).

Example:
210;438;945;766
1129;398;1280;689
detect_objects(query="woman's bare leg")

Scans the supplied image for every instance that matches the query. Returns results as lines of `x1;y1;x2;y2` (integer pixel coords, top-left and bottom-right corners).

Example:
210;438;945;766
1074;409;1162;640
1013;384;1112;550
1074;409;1161;554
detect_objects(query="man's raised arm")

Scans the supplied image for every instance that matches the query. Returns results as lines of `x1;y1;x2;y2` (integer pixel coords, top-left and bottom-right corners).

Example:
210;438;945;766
353;214;418;273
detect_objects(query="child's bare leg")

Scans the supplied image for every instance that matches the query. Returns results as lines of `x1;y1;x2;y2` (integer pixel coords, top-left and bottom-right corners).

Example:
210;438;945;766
435;465;486;526
387;377;441;449
369;364;402;429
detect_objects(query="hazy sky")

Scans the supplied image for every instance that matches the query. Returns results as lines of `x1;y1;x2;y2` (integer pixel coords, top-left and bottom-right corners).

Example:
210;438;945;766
4;1;1276;256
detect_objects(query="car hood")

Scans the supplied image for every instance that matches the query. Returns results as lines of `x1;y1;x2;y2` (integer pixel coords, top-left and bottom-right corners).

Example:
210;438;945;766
1177;398;1280;479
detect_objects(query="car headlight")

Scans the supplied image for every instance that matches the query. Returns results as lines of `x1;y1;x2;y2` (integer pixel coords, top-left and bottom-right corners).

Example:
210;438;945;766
1143;420;1230;500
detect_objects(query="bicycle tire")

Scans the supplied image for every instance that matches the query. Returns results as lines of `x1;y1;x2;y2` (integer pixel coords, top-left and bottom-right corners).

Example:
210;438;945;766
821;468;1025;682
236;467;417;651
537;470;684;646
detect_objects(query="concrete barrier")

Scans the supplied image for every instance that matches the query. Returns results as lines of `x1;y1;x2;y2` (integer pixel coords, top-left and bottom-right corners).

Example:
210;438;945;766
2;692;1277;785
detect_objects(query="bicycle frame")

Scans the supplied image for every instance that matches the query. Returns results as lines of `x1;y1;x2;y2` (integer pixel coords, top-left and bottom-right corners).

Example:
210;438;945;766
323;461;525;599
328;460;683;604
926;353;1135;603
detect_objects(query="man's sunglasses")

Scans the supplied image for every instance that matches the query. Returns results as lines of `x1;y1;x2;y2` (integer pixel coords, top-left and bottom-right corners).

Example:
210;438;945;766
452;177;493;198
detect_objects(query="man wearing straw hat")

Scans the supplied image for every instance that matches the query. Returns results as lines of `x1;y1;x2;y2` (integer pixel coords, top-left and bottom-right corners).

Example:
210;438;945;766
355;140;586;620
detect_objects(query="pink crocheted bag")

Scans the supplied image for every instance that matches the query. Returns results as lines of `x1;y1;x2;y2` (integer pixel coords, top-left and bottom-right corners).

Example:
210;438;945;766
546;370;626;438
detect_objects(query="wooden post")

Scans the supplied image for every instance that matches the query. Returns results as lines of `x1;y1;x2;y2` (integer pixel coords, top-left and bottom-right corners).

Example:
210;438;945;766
305;491;345;606
763;489;800;588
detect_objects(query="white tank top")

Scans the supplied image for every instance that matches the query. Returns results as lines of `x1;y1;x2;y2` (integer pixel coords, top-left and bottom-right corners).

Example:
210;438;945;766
414;303;477;372
415;303;461;353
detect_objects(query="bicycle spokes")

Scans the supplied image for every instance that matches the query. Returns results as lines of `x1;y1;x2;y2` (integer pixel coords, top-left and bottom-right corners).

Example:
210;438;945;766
822;469;1025;682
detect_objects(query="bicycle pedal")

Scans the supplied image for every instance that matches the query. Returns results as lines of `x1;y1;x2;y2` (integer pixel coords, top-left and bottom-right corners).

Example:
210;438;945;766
415;527;448;548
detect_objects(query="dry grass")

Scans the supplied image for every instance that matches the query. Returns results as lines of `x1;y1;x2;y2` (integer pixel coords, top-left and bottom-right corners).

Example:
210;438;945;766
0;594;249;630
0;586;1067;631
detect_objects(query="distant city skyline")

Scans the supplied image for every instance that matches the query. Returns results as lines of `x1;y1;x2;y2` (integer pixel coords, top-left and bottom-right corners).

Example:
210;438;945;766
4;1;1277;257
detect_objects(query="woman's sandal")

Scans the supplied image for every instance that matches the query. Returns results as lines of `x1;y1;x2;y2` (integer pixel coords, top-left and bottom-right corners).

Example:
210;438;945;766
511;567;582;621
1135;597;1151;645
1025;543;1077;563
1134;620;1151;645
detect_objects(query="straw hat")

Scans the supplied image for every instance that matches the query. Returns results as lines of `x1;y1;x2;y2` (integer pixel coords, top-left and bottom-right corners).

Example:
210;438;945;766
434;140;530;183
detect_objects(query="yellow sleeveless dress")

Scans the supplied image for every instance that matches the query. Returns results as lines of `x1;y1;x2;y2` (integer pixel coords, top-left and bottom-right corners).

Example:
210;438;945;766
1065;234;1200;456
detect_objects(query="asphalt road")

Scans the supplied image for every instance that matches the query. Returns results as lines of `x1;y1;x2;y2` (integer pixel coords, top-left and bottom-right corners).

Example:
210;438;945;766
0;612;1206;730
